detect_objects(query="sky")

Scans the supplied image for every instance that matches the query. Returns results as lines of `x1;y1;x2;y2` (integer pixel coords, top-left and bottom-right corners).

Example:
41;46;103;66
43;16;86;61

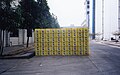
47;0;86;27
47;0;118;40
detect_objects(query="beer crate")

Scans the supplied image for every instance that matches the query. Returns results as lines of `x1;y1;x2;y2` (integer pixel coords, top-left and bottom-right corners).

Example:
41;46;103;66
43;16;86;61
45;42;52;47
66;28;72;33
62;33;66;38
56;46;62;55
66;32;72;38
35;28;89;56
72;46;77;55
77;46;84;55
46;29;50;34
67;47;72;55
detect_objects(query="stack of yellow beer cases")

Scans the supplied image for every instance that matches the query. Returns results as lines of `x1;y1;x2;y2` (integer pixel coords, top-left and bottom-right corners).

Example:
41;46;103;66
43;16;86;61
45;29;51;55
84;28;89;55
77;28;84;55
61;28;66;55
40;29;46;55
35;28;89;56
71;28;77;55
34;30;39;56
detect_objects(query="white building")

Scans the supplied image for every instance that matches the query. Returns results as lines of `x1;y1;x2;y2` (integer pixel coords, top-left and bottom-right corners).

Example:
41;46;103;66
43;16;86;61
88;0;119;40
0;29;34;47
118;0;120;32
10;29;34;46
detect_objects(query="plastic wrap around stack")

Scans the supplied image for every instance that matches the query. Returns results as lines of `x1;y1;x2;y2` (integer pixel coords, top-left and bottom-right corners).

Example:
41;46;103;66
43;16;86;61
35;28;89;56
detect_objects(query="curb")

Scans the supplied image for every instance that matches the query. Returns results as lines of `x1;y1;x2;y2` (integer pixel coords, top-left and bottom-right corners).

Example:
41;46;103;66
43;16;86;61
95;41;120;47
105;43;120;47
0;52;35;59
4;47;34;56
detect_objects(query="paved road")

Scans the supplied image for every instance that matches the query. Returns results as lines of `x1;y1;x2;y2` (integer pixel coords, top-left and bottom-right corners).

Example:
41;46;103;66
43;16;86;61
0;41;120;75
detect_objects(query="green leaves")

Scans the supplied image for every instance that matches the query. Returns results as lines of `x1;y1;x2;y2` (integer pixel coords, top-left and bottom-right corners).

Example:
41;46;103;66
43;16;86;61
0;0;19;31
0;0;60;31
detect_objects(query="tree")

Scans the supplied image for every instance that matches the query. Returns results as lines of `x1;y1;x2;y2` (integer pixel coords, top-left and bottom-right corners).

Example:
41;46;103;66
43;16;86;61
19;0;60;47
35;0;60;28
0;0;19;55
0;0;60;55
19;0;39;47
50;13;60;28
35;0;51;28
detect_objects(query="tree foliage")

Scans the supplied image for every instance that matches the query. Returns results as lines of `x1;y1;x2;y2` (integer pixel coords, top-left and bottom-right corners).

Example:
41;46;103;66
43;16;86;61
18;0;37;29
0;0;60;31
0;0;20;32
17;0;60;47
19;0;60;29
0;0;60;48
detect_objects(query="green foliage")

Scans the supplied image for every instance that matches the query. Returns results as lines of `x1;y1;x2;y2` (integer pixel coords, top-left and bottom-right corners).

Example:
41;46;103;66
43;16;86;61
0;0;20;32
0;0;60;49
50;14;60;28
0;0;60;31
18;0;37;29
18;0;60;29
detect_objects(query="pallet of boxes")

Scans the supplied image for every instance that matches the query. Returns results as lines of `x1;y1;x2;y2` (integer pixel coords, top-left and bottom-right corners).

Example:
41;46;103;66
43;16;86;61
34;28;89;56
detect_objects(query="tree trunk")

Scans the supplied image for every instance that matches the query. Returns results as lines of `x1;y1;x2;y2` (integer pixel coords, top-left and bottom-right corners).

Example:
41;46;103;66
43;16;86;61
0;30;4;56
26;36;29;48
6;30;9;47
22;29;25;45
0;29;2;56
26;29;32;48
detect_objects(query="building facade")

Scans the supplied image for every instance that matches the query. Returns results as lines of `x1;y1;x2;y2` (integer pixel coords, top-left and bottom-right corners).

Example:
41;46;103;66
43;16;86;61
10;29;34;46
85;0;90;28
87;0;119;40
119;0;120;32
0;29;34;47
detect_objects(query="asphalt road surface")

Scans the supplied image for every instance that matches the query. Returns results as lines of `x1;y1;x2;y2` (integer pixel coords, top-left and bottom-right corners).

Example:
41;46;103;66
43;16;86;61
0;41;120;75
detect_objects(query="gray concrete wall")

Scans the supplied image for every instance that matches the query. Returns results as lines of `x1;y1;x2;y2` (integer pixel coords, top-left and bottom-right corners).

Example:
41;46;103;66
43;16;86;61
18;29;34;45
0;29;34;47
0;30;10;47
10;29;34;46
10;37;19;46
18;29;25;45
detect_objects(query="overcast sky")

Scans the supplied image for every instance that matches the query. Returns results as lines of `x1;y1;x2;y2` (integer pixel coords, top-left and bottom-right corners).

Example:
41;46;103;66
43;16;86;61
47;0;86;27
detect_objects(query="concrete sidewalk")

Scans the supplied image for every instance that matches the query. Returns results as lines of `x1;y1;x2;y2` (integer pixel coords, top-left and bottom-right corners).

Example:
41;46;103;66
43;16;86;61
0;44;35;59
93;40;120;47
3;45;25;55
101;41;120;47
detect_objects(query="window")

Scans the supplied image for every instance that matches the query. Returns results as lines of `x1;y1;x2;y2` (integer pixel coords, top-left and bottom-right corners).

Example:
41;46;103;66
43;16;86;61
10;30;19;37
87;11;89;14
87;5;90;9
87;1;90;4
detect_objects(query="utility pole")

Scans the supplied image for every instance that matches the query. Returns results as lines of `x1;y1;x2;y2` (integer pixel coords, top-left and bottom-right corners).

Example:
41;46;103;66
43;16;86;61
102;0;104;40
92;0;95;39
